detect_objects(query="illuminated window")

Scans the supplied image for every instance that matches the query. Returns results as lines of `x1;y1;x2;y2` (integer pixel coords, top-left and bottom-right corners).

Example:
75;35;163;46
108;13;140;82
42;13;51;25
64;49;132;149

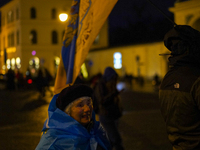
113;52;122;69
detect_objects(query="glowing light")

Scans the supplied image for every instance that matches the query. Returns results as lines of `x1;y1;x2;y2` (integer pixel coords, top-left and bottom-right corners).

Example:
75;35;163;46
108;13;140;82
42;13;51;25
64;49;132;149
35;65;39;69
29;60;33;65
59;13;68;22
114;64;122;69
31;68;36;74
27;79;32;84
7;65;11;69
11;58;15;65
16;57;21;65
17;64;21;69
7;47;16;53
81;63;88;78
2;65;6;70
113;52;122;69
26;71;30;76
34;57;39;65
55;57;60;65
32;50;36;56
114;52;122;59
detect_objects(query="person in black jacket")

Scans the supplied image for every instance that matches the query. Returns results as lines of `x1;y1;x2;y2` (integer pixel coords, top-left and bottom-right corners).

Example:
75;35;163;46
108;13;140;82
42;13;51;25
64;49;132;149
94;67;124;150
36;66;53;97
159;25;200;150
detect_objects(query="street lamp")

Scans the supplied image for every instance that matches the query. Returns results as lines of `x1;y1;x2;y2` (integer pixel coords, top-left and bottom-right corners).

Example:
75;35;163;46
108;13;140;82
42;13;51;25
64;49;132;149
59;13;68;22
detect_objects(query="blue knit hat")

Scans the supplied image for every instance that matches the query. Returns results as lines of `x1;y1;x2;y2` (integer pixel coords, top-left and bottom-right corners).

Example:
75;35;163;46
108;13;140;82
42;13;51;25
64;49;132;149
103;67;118;82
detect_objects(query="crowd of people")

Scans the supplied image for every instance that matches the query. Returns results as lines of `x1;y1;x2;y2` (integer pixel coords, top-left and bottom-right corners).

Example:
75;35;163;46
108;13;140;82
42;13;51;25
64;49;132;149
5;68;25;91
4;67;53;97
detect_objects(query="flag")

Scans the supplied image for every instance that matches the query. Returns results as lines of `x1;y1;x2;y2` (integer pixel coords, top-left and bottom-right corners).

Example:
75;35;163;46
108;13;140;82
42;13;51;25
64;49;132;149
54;0;118;94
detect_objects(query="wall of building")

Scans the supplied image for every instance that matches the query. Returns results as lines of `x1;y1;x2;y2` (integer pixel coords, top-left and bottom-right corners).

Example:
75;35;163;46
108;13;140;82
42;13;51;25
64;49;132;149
87;42;169;81
86;0;200;82
169;0;200;26
0;0;109;77
1;0;200;83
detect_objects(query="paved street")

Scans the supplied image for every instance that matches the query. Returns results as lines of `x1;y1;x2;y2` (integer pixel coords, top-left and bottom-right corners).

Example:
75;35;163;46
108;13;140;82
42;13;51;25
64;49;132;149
0;83;172;150
119;89;171;150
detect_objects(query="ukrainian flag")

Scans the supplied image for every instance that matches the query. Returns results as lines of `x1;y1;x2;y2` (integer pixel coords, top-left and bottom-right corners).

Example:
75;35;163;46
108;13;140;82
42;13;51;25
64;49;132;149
54;0;118;94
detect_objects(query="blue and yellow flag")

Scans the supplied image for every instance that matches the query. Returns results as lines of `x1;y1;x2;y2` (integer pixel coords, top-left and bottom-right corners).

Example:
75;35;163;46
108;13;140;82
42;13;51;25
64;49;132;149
54;0;118;94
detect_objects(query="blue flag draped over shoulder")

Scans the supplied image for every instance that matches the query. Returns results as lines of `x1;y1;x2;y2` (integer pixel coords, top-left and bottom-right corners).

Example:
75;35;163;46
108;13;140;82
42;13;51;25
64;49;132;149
54;0;118;94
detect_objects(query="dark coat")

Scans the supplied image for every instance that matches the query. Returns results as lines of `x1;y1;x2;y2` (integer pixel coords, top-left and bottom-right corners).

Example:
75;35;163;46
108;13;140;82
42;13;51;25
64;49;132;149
159;59;200;149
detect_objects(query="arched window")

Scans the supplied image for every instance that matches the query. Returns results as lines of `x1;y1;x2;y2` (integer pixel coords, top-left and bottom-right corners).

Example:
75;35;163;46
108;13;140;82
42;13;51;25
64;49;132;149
7;32;15;47
16;8;19;20
51;8;56;19
7;10;14;23
30;30;37;44
52;30;58;44
30;7;36;19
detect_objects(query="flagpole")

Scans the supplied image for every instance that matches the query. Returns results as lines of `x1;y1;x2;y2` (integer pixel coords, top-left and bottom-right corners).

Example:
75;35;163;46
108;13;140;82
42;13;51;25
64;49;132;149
147;0;177;26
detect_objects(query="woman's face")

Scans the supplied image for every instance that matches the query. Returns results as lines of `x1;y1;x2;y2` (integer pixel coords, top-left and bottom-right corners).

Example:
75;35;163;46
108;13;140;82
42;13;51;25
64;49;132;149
66;97;93;126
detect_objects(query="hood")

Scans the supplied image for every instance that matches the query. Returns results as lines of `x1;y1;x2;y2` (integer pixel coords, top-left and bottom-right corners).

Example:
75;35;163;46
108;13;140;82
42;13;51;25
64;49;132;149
164;25;200;66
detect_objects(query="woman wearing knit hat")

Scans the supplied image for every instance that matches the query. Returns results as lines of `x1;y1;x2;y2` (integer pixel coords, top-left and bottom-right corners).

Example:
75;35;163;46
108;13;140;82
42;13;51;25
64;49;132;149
36;84;111;150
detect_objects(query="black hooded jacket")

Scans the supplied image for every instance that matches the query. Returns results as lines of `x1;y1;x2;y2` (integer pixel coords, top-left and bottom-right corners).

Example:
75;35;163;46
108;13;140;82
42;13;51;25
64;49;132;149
159;25;200;150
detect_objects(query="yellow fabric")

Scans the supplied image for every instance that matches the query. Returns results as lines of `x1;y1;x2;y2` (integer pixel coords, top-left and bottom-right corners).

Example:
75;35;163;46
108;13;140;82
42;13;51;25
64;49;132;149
54;0;118;94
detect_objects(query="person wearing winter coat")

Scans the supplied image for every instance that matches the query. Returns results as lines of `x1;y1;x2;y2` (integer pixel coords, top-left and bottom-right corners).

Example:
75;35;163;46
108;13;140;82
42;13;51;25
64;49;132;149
36;84;111;150
159;25;200;150
94;67;124;150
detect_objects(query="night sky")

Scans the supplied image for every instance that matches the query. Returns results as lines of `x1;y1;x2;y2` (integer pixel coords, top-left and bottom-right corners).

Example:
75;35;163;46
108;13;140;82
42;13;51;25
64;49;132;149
108;0;178;46
0;0;189;46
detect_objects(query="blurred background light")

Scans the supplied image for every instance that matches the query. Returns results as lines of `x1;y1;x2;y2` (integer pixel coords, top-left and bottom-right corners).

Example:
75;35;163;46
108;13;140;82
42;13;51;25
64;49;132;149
59;13;68;22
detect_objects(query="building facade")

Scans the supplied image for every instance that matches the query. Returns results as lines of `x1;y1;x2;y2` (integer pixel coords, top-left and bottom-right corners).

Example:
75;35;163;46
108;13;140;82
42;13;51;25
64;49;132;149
1;0;199;82
86;0;200;81
0;0;108;78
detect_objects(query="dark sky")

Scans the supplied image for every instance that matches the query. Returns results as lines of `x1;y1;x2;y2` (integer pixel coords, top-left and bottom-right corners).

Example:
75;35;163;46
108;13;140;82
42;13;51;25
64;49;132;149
108;0;179;46
0;0;188;46
0;0;11;7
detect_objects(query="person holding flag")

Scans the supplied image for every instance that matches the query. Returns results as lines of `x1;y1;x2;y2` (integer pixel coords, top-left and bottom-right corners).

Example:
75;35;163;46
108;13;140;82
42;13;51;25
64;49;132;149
36;0;118;149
